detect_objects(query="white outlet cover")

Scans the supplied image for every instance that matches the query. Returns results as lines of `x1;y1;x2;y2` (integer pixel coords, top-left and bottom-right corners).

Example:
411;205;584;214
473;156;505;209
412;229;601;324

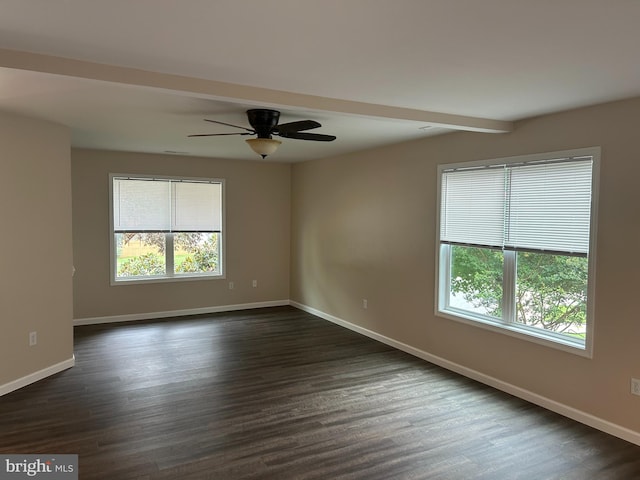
632;378;640;396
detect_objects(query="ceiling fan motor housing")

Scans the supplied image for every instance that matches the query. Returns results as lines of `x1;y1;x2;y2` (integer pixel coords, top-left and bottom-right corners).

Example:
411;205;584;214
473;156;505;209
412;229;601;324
247;109;280;138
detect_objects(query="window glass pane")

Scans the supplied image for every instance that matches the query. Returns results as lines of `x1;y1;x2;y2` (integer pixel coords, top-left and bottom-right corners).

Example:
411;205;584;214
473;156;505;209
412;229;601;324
515;252;588;339
449;245;503;318
174;232;220;275
115;233;166;278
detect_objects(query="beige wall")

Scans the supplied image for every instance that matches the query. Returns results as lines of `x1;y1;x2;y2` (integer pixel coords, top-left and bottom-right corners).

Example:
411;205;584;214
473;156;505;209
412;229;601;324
290;97;640;433
5;97;638;437
0;112;73;386
72;149;291;319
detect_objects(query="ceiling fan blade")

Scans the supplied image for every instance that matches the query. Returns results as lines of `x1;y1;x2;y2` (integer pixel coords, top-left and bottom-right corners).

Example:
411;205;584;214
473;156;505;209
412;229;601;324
277;131;336;142
273;120;321;134
188;132;251;137
204;118;255;133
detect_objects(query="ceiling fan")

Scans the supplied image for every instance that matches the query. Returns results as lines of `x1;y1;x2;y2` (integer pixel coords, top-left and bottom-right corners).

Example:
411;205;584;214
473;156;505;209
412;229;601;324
189;109;336;158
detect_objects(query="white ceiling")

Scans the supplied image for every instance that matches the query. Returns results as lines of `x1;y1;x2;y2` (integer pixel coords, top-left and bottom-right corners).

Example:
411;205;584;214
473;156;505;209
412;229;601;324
0;0;639;162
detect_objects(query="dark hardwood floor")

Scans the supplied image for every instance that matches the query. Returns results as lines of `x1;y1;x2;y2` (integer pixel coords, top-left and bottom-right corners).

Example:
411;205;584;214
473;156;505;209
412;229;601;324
1;306;639;479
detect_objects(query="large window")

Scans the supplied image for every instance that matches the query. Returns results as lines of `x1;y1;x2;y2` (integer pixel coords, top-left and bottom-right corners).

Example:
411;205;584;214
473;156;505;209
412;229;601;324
110;175;224;283
436;148;599;354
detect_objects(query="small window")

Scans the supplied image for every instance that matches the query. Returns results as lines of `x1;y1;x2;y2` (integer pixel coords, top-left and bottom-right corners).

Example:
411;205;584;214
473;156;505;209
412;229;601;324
110;175;224;283
436;148;599;355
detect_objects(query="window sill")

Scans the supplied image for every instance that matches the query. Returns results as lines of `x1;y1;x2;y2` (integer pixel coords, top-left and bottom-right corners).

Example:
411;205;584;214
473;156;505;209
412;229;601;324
436;307;592;358
111;273;225;286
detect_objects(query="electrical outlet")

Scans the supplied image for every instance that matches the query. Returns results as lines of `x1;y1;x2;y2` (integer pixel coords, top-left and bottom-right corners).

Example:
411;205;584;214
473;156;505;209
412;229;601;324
29;331;37;346
252;280;258;288
362;299;368;309
228;281;234;290
631;378;640;396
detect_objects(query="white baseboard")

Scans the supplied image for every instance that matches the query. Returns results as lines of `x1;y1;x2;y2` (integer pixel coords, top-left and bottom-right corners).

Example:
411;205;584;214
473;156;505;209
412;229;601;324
290;301;640;447
0;356;75;397
73;300;290;326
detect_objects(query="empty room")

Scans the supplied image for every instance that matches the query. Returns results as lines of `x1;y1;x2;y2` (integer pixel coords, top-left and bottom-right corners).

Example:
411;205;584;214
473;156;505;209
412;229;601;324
1;2;640;479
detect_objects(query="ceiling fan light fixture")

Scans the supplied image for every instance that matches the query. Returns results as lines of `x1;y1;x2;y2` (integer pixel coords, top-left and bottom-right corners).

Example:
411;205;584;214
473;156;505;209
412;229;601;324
246;138;281;158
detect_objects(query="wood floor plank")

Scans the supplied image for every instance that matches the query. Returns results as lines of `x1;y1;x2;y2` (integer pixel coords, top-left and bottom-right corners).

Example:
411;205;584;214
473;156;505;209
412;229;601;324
1;306;639;479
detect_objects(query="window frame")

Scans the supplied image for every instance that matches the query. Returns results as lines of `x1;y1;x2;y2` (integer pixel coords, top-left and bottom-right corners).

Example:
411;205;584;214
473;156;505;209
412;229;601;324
435;147;600;357
109;173;226;285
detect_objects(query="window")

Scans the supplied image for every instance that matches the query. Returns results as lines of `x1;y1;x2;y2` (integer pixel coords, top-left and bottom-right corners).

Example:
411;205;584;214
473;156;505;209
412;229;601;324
436;148;599;354
110;175;224;283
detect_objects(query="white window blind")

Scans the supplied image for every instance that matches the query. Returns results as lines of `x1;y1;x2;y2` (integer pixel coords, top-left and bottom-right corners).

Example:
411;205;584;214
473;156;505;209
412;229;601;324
113;179;171;232
172;182;222;232
507;160;593;254
440;157;593;255
113;178;222;232
440;167;506;248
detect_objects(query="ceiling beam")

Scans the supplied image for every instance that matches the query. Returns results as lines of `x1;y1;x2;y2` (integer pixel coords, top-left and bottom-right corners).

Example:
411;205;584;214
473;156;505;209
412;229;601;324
0;48;513;133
